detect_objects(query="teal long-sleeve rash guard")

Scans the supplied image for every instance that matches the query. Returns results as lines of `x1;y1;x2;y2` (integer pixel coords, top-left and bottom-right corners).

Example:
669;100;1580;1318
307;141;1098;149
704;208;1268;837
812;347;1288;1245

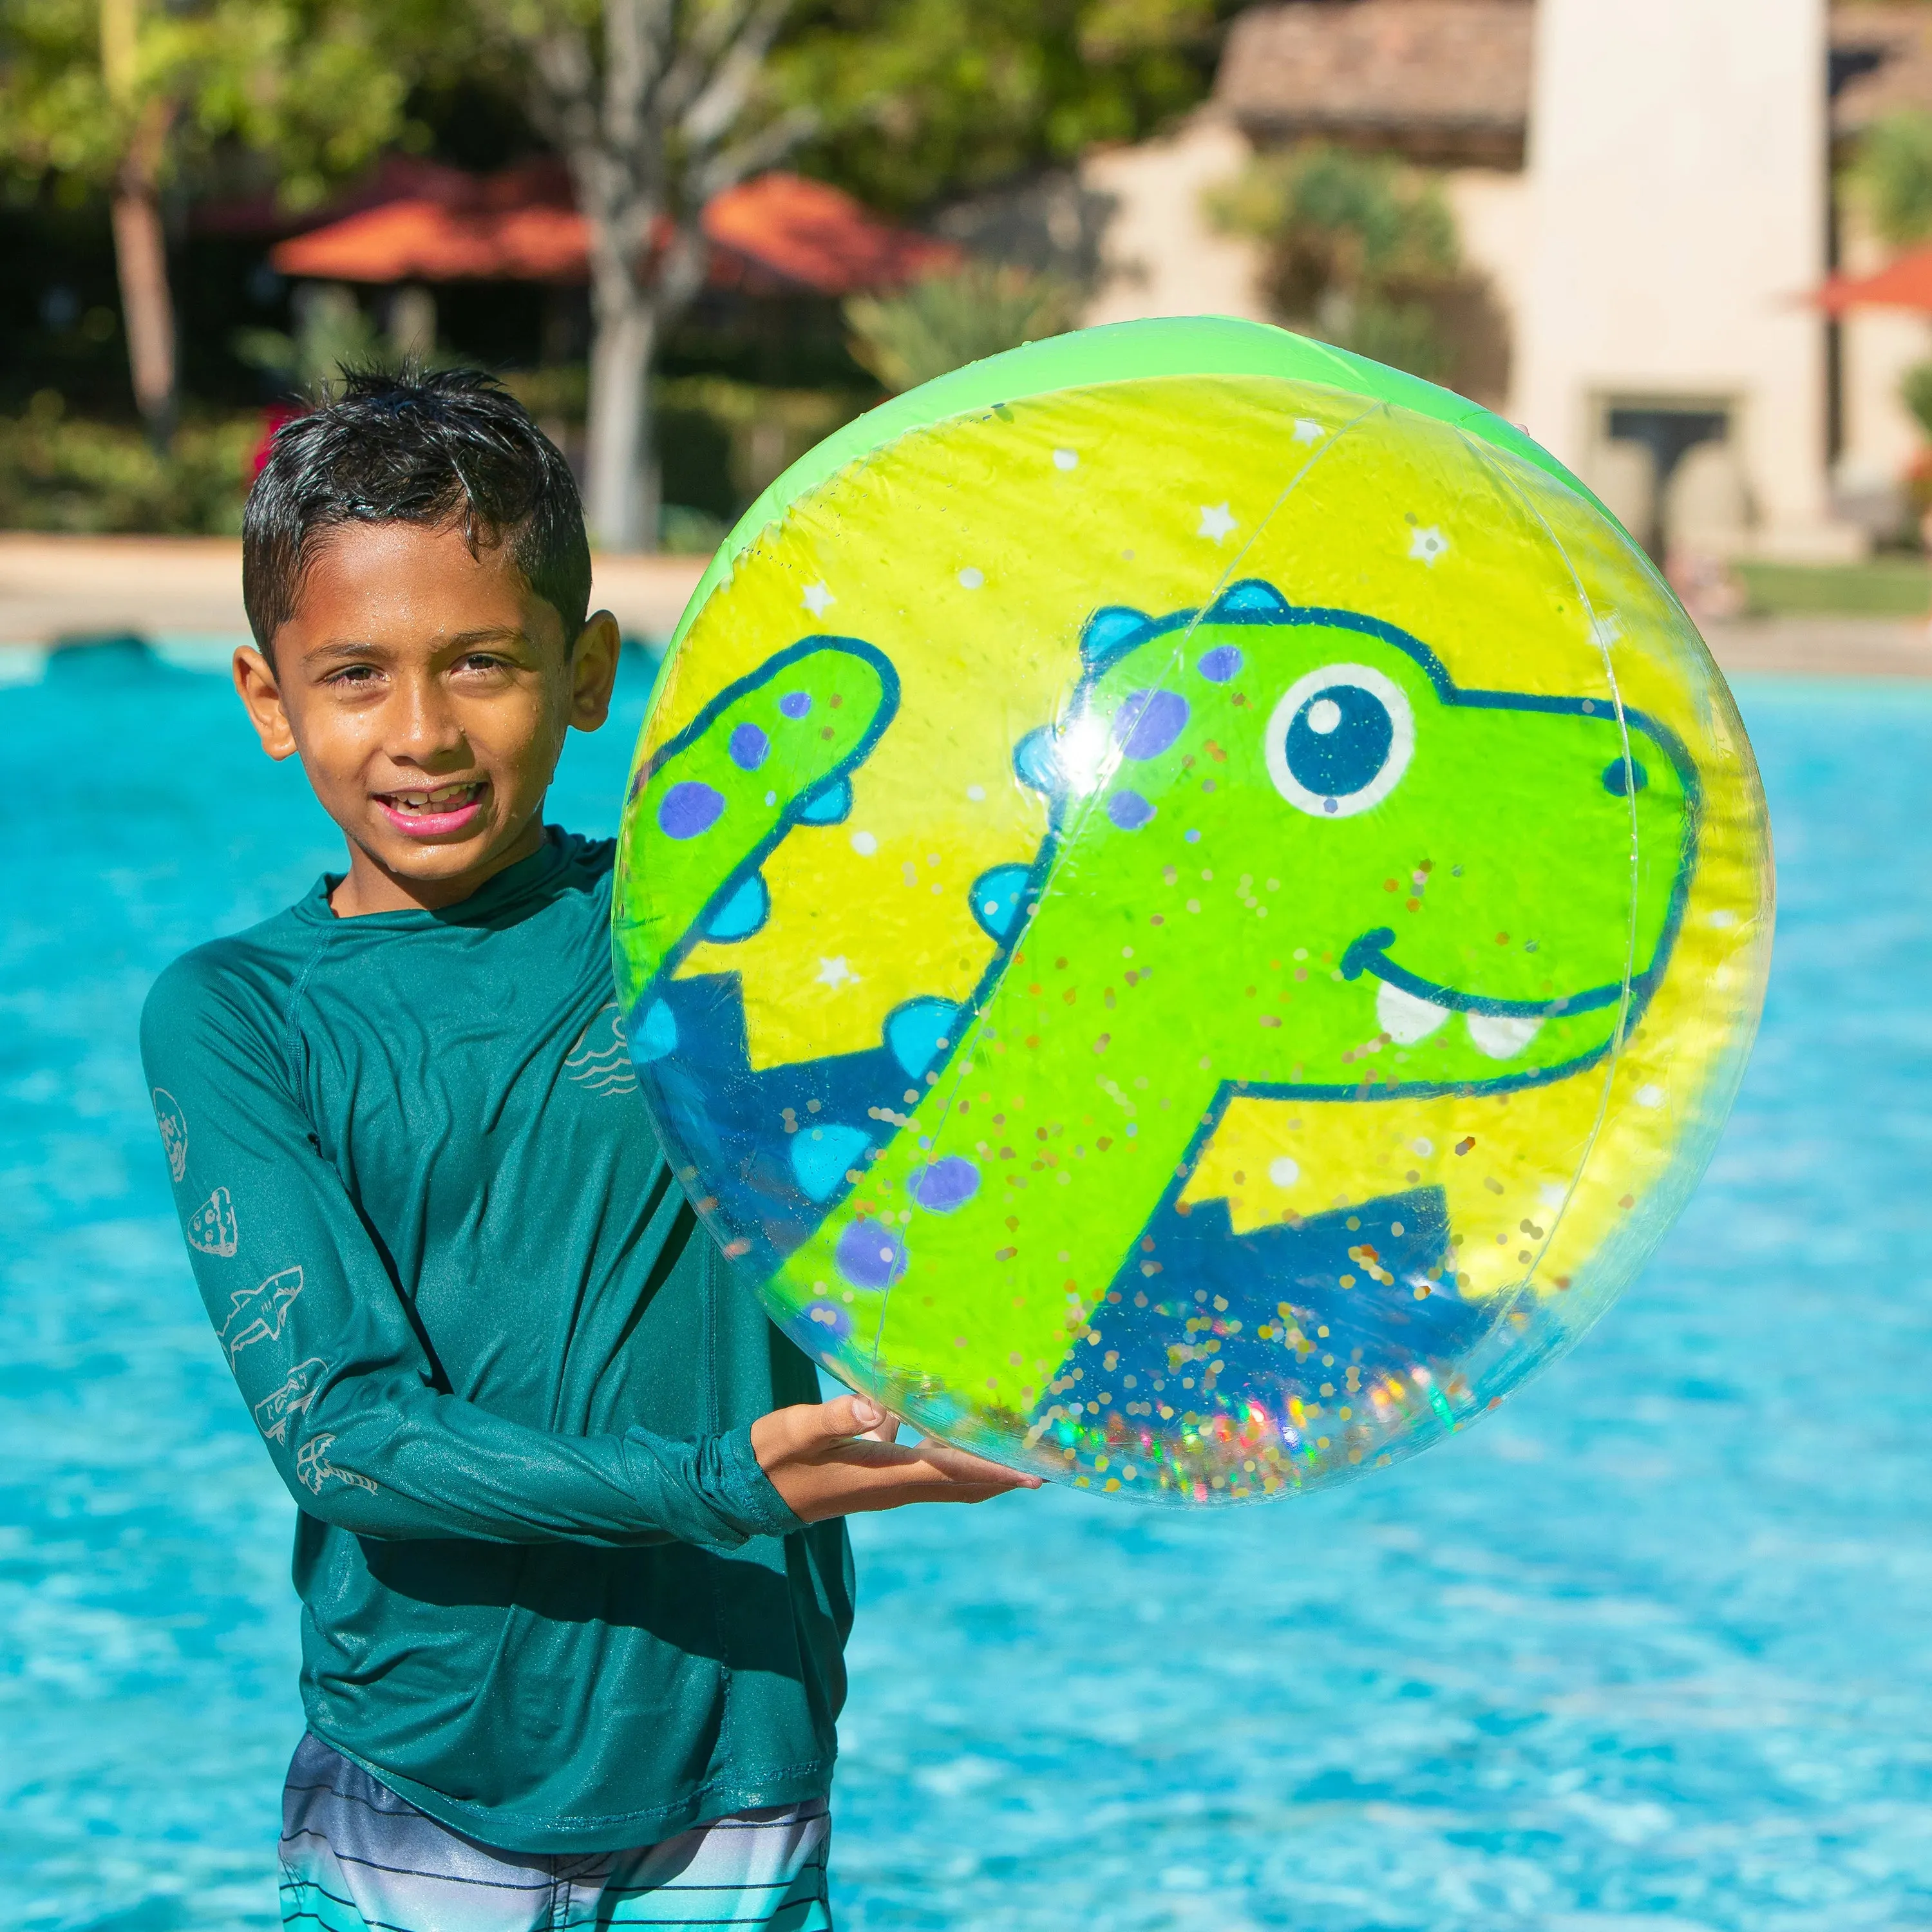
138;830;851;1855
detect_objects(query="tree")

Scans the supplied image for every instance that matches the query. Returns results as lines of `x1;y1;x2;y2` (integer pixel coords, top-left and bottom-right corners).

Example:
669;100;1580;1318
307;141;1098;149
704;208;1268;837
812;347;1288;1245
462;0;1234;549
0;0;415;442
779;0;1234;216
459;0;817;551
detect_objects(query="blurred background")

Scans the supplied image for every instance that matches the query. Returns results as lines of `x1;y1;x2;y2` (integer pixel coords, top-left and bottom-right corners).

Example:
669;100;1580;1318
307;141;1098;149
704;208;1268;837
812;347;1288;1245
3;3;1931;1930
12;0;1932;618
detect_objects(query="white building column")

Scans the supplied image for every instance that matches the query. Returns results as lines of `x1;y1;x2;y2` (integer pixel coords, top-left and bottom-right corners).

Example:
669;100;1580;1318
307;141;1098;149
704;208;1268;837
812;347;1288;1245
1517;0;1854;559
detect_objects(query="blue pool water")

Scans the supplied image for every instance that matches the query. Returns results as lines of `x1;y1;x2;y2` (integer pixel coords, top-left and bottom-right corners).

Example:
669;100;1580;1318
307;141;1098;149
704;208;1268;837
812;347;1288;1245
3;645;1929;1931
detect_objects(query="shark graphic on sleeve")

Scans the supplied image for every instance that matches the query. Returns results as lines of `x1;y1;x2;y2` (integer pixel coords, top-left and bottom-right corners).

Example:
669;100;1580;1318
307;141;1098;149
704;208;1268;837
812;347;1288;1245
253;1356;328;1443
296;1433;377;1495
218;1266;304;1365
187;1186;239;1257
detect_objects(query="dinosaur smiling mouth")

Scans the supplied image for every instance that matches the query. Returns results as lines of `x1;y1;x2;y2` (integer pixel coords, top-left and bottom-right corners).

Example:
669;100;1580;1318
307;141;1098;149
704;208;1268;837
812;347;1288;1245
1340;925;1638;1051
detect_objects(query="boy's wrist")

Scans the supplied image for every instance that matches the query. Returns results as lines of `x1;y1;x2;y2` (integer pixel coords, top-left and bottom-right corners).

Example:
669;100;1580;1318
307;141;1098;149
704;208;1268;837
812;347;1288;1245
717;1422;810;1540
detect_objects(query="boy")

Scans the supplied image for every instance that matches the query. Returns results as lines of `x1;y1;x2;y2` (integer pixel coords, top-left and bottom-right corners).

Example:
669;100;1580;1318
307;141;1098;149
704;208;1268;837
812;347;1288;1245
140;369;1035;1932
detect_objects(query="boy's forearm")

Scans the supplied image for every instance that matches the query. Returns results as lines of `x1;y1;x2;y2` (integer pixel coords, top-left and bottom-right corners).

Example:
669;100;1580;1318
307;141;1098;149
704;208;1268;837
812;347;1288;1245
298;1382;799;1550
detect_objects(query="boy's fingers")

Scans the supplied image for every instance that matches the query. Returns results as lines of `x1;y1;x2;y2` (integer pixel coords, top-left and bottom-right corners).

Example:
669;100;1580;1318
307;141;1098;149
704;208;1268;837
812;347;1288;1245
813;1393;884;1443
917;1441;1041;1488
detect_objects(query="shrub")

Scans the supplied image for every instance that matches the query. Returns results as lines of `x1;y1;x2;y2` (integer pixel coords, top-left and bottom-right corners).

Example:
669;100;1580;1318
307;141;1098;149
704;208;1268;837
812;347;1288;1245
1208;142;1505;393
0;393;256;534
1850;110;1932;247
844;264;1077;392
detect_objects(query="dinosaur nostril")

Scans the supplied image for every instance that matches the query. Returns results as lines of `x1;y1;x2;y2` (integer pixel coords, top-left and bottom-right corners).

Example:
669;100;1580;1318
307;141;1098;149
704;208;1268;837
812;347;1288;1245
1602;757;1649;797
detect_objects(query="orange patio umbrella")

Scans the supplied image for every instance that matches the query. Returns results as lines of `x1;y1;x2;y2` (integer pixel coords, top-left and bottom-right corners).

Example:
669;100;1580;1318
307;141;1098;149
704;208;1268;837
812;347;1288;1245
270;169;958;297
1814;246;1932;314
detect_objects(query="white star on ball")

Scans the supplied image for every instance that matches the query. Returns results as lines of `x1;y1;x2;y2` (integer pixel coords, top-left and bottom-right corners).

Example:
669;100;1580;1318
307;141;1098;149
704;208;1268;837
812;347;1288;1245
1293;419;1326;444
1408;525;1450;566
1197;502;1237;542
801;580;835;617
815;956;860;988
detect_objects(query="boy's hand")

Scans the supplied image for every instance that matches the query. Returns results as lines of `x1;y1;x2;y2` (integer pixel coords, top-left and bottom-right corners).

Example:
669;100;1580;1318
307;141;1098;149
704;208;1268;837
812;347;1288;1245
753;1394;1042;1522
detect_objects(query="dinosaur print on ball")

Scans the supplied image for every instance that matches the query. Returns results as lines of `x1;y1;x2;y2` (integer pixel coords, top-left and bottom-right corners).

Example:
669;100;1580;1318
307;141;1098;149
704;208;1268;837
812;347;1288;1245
612;332;1770;1504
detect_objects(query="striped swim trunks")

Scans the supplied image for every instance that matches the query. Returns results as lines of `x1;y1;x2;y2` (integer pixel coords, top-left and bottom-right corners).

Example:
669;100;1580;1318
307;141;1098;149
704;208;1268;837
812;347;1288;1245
278;1733;833;1931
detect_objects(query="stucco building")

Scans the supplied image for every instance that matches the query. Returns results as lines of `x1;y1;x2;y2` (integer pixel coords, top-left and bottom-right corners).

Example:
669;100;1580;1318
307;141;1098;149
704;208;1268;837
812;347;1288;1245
1041;0;1932;563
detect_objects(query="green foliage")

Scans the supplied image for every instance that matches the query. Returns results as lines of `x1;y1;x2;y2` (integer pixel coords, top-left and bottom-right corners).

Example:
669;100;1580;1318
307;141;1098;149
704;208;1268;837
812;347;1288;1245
1850;109;1932;248
1209;143;1463;380
0;391;254;533
844;263;1075;390
232;285;394;397
233;284;459;399
1735;558;1931;618
778;0;1238;214
1902;358;1932;440
0;0;421;207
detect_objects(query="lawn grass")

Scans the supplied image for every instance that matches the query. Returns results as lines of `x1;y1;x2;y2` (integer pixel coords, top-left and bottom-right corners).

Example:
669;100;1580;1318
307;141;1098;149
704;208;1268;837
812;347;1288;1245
1736;557;1931;618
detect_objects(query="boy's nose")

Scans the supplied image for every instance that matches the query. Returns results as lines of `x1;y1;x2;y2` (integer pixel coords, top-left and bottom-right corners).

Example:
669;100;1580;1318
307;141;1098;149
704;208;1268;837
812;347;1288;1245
391;677;468;762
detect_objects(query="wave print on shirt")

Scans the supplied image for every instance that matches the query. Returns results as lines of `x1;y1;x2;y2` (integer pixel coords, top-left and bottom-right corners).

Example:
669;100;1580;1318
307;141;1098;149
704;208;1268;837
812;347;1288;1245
565;1003;639;1097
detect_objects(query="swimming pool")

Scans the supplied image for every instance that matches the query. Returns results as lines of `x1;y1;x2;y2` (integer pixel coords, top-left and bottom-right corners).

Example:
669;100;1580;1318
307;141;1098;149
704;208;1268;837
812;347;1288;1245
3;645;1928;1931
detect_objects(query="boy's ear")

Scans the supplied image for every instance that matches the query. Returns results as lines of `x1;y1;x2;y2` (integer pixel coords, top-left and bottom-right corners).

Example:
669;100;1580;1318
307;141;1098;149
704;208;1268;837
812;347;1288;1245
234;645;298;762
569;611;623;732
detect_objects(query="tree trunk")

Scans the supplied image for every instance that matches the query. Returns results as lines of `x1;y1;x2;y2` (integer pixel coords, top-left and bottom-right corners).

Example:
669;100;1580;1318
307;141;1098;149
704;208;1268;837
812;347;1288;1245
584;262;659;552
111;102;176;449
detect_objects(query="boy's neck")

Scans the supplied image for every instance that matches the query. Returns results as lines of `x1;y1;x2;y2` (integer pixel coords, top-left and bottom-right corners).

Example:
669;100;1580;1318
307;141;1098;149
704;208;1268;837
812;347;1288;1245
329;812;551;918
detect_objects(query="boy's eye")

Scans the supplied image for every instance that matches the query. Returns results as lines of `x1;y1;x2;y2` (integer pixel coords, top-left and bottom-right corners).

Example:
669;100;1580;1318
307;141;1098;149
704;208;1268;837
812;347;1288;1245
327;664;382;687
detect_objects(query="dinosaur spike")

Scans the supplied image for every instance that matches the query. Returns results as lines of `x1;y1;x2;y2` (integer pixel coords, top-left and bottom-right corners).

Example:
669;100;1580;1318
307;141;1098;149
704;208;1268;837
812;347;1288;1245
1013;727;1061;796
886;998;962;1077
796;775;853;824
702;872;770;943
1080;604;1156;668
971;864;1034;941
1206;579;1291;620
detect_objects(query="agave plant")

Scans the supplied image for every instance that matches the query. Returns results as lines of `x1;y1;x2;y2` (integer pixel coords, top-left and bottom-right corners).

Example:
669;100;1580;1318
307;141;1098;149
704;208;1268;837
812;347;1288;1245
846;263;1077;393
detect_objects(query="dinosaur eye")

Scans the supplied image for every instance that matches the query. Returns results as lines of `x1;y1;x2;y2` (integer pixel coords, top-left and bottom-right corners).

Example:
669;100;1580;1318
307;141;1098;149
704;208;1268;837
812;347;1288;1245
1265;663;1415;819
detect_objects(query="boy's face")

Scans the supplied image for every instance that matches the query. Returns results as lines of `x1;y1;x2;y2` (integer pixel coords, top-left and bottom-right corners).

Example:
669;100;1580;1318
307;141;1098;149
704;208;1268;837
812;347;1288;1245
234;519;620;915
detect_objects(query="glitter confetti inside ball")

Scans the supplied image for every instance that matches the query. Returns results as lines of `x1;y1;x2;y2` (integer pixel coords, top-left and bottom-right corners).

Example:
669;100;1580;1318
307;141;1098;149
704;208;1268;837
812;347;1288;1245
613;317;1772;1504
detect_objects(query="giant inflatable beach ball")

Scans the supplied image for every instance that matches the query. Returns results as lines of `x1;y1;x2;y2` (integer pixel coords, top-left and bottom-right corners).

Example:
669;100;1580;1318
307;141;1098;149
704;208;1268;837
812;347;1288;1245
614;317;1771;1504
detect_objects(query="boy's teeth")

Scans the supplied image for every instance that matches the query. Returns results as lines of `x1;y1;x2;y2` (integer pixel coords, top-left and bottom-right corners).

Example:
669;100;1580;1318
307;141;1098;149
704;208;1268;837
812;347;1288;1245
393;782;479;810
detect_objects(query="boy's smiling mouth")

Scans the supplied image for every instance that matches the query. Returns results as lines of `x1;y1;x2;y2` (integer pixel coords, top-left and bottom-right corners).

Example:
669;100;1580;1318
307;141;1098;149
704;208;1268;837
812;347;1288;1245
375;779;490;838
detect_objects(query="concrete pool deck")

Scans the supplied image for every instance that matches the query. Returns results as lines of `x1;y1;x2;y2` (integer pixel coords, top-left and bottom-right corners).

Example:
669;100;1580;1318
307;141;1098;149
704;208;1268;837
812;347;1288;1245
3;531;1931;677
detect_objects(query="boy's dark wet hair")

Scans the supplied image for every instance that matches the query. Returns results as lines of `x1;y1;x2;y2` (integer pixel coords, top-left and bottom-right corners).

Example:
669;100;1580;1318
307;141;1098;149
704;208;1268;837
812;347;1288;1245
243;367;592;661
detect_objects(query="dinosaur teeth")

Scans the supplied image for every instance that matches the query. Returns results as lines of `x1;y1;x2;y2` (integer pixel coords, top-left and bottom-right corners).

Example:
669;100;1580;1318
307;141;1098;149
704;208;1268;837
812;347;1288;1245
1376;980;1452;1043
1466;1012;1544;1059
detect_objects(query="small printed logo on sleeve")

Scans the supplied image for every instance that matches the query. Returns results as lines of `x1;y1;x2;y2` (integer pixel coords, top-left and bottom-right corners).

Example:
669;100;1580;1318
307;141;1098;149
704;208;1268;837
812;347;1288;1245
152;1088;188;1181
253;1356;327;1443
295;1432;377;1495
218;1265;303;1364
187;1186;239;1257
565;1003;638;1097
